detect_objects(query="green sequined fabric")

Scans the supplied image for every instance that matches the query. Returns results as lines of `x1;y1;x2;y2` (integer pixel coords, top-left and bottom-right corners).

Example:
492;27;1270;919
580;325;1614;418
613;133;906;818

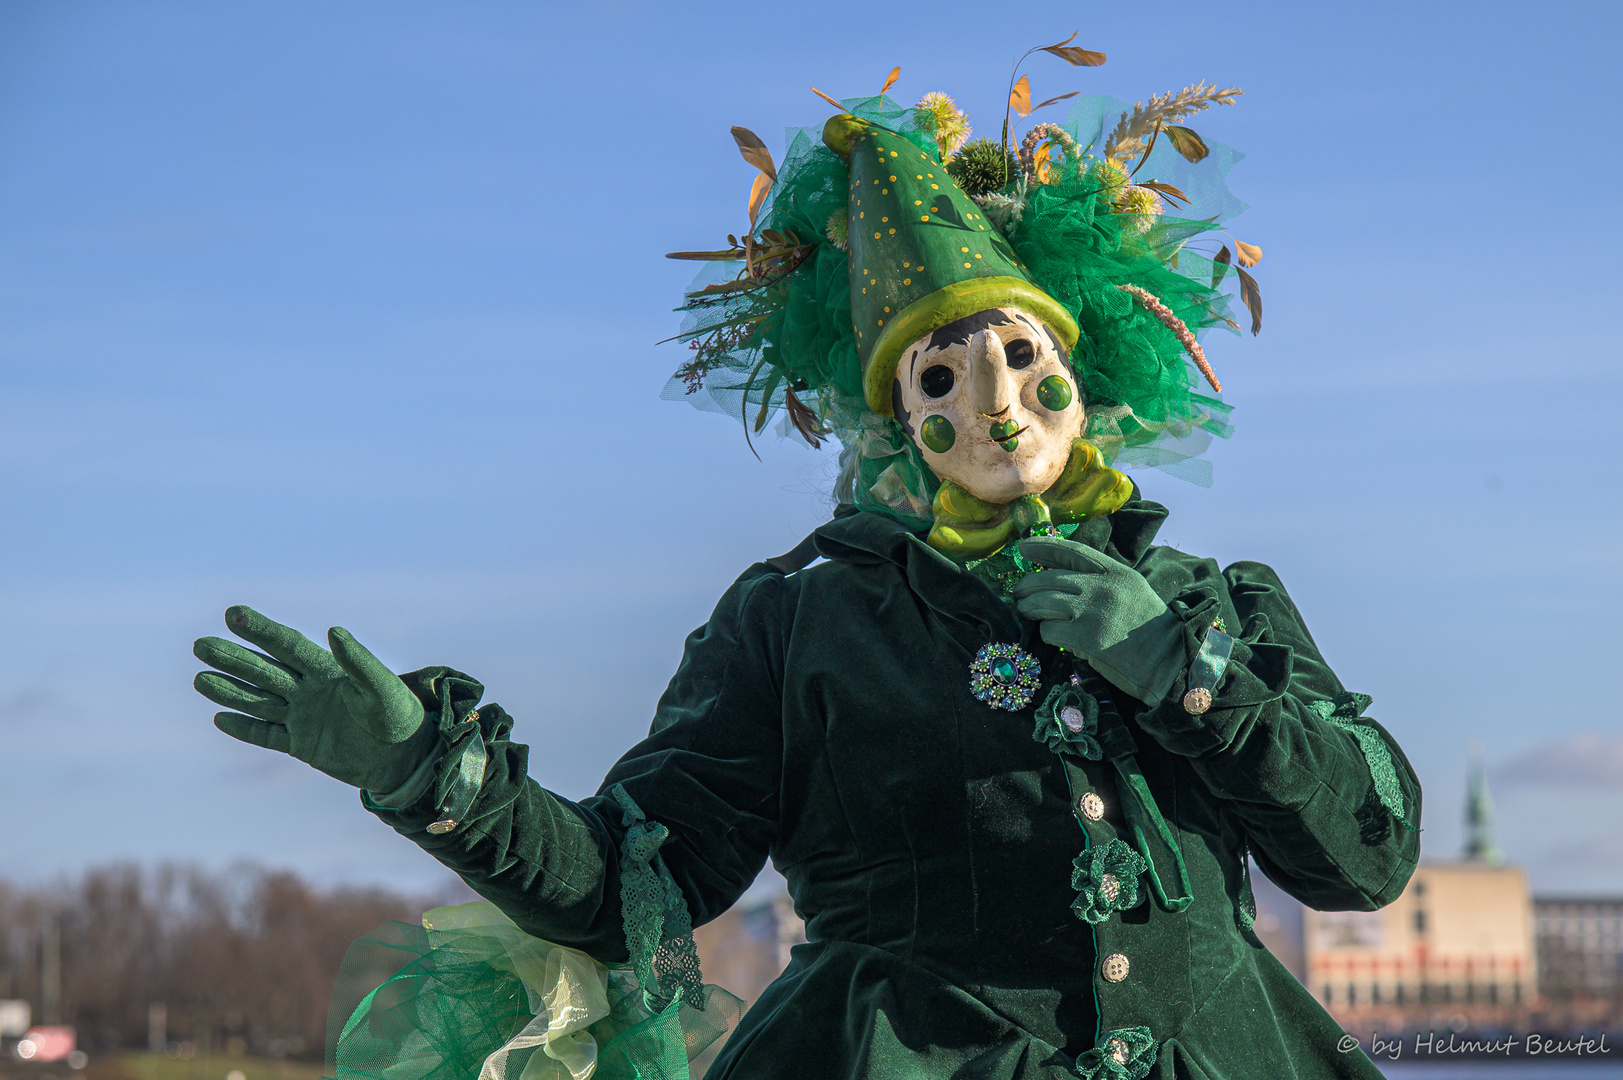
966;522;1080;596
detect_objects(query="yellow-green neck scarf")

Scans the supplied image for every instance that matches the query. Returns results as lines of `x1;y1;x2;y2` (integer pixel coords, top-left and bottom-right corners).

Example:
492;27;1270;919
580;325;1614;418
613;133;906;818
927;440;1132;561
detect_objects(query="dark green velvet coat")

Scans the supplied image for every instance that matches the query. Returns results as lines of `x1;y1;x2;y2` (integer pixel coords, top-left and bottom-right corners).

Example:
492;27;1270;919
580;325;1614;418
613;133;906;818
369;497;1421;1080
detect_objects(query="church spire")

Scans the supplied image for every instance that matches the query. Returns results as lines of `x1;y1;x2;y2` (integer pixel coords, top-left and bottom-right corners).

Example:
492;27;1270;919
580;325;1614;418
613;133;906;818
1463;741;1502;864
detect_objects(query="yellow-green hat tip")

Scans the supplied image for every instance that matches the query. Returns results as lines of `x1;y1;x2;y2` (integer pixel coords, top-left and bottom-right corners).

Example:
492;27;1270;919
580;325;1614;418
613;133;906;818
822;114;868;160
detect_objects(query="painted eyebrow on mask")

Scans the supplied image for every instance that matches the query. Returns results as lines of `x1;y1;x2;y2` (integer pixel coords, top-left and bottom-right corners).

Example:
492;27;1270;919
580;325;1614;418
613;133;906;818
1017;312;1067;359
926;309;1018;353
1013;312;1065;356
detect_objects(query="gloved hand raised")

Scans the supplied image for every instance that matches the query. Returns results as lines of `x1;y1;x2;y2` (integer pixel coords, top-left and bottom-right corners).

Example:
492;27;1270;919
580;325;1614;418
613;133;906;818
194;605;435;793
1013;536;1187;707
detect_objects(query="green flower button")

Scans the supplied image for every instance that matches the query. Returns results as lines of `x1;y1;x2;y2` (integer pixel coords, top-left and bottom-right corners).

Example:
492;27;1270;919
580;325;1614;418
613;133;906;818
1074;1025;1157;1080
1032;681;1102;760
1071;839;1149;924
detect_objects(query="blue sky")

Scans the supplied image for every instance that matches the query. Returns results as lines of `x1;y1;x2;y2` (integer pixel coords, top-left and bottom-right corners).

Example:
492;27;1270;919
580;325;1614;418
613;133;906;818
2;1;1619;897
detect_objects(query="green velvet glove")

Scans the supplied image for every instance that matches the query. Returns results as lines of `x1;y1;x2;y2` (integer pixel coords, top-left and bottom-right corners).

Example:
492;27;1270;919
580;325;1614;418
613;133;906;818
193;605;434;793
1013;536;1187;706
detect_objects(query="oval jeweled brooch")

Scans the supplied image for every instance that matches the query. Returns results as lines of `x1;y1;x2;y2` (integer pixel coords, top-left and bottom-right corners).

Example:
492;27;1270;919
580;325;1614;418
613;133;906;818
969;642;1041;711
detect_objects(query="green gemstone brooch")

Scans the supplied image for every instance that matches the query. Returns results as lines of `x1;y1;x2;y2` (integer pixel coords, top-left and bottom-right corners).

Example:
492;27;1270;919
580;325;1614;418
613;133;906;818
969;642;1041;711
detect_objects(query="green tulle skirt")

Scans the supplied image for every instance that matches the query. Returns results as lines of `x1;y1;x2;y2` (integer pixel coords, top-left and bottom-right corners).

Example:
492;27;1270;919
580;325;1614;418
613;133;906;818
328;903;743;1080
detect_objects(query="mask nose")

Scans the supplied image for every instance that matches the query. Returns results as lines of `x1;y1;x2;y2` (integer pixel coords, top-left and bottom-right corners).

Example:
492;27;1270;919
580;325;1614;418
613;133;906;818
969;330;1013;417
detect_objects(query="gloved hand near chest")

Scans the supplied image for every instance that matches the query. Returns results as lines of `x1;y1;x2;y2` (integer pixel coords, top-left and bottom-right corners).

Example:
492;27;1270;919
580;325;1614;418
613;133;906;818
1013;536;1186;707
193;605;436;794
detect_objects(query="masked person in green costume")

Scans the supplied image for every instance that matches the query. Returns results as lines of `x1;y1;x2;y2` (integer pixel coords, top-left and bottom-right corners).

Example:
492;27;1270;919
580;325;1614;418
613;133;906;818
195;71;1420;1080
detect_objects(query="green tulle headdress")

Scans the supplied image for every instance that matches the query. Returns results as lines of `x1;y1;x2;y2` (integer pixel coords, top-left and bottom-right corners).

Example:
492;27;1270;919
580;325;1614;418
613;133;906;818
664;43;1264;517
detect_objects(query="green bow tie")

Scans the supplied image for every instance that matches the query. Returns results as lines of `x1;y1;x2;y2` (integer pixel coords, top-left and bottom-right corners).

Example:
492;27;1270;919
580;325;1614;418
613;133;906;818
927;440;1133;561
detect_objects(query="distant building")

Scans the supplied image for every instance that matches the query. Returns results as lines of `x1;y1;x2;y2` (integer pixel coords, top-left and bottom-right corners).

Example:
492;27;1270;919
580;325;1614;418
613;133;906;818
1303;861;1537;1016
1534;897;1623;1000
1461;746;1502;865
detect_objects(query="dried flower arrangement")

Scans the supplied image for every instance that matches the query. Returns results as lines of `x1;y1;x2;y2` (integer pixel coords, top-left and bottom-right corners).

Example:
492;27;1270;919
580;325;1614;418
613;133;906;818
663;36;1265;460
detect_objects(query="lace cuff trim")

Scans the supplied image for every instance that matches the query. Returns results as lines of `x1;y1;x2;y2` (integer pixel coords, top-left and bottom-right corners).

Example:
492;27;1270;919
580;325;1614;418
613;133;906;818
1307;692;1415;830
608;784;705;1011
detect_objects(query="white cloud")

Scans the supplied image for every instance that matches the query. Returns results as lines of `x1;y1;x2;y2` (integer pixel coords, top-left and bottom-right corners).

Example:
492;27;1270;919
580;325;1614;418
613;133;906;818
1493;735;1623;789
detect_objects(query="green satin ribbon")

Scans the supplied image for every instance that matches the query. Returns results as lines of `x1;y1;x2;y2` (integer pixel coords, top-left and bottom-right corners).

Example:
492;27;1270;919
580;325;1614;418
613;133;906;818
1110;754;1194;914
927;439;1134;561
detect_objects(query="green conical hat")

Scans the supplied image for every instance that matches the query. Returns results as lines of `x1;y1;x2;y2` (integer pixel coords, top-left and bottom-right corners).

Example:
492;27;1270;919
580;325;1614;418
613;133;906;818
823;114;1079;416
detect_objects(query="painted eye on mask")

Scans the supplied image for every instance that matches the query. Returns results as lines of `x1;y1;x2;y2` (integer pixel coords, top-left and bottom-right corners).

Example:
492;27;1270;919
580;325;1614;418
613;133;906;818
920;364;955;398
1005;339;1035;370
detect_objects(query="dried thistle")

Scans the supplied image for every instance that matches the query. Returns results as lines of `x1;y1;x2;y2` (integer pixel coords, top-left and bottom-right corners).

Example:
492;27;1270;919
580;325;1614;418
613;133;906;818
972;177;1030;232
1103;83;1242;166
1115;284;1222;392
1086;158;1129;204
916;91;972;158
825;208;849;250
947;138;1020;196
1113;185;1163;231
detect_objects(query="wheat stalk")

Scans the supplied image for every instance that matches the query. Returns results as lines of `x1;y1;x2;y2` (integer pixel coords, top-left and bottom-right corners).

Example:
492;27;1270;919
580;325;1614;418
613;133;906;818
1104;83;1242;165
1116;284;1222;392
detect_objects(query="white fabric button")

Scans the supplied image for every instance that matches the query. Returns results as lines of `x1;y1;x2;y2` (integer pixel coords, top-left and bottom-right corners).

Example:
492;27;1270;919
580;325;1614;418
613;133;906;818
1061;705;1086;732
1078;792;1105;821
1101;952;1130;982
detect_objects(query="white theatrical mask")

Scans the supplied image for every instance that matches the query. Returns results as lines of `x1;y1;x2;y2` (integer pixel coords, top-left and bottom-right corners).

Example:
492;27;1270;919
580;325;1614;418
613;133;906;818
892;307;1083;505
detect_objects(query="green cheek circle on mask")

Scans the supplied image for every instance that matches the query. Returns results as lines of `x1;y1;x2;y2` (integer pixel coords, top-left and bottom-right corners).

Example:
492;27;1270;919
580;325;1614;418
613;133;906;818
921;414;957;453
1036;374;1074;412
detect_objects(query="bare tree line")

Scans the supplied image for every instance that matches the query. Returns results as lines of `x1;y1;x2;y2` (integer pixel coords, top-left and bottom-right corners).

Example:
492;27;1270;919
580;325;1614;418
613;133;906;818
0;864;456;1061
